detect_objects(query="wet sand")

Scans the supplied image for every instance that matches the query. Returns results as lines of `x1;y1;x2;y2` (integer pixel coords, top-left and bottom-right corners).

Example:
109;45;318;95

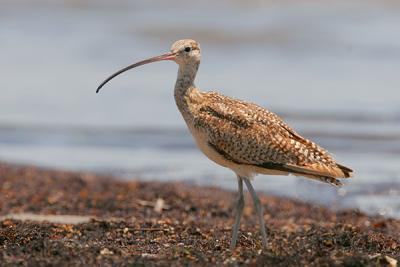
0;162;398;266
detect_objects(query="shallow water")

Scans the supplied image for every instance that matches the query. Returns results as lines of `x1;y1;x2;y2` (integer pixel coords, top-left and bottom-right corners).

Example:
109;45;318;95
1;0;399;217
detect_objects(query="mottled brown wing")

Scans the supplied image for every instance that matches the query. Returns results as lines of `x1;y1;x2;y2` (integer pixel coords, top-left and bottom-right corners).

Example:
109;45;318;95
194;92;352;179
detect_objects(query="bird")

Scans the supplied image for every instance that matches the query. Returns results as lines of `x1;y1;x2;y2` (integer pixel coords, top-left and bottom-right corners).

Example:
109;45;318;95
96;39;353;249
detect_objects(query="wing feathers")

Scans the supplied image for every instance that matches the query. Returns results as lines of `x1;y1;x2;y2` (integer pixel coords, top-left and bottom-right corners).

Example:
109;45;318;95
194;91;353;185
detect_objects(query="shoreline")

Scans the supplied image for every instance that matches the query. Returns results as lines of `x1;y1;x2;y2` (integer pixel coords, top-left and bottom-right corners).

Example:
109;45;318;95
0;162;398;266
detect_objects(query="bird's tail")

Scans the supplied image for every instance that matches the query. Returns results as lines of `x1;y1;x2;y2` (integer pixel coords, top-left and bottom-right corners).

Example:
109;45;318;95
290;163;353;187
293;164;353;187
254;161;353;187
336;163;353;178
293;173;344;187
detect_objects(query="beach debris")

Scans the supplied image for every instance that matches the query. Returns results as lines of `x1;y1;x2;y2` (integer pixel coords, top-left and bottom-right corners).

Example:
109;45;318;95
141;253;160;259
369;254;397;267
137;198;169;212
0;163;398;266
154;198;165;213
100;248;114;256
0;213;92;224
384;256;398;267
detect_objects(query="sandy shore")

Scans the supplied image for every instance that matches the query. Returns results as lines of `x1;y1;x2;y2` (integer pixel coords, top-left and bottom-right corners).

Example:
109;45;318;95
0;163;398;266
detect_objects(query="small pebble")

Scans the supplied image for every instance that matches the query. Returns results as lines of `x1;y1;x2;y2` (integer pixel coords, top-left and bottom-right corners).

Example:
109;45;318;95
100;248;113;256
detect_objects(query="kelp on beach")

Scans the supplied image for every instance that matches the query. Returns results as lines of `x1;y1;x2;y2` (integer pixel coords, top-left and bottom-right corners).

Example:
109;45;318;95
0;163;398;266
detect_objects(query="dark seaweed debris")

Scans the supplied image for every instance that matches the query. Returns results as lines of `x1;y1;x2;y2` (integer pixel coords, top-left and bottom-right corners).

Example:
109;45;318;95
0;163;399;266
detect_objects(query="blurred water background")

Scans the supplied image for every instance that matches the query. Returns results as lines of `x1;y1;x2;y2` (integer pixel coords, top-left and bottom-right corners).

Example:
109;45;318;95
1;0;399;218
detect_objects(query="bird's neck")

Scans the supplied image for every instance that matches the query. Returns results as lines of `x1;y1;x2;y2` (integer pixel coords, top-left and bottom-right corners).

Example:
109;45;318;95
174;62;200;112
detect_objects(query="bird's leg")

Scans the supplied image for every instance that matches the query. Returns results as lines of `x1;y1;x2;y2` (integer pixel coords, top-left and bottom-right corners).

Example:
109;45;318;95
230;176;244;249
243;179;267;248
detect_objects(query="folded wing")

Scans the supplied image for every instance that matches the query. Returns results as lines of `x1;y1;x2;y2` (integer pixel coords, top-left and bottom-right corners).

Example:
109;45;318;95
193;92;353;185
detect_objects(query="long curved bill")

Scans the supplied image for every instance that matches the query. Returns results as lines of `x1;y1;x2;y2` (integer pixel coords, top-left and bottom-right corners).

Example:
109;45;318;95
96;52;176;93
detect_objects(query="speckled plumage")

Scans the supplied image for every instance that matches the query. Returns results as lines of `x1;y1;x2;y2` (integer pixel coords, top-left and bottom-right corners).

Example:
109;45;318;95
171;40;352;186
179;88;351;185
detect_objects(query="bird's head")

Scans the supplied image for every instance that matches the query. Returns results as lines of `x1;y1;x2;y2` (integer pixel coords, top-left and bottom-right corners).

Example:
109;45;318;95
170;39;201;66
96;39;200;93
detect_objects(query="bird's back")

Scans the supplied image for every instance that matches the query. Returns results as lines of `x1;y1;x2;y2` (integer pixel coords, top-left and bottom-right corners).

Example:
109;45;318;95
184;89;352;185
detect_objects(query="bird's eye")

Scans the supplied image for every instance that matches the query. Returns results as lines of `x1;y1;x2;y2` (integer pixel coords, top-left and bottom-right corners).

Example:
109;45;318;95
184;47;191;52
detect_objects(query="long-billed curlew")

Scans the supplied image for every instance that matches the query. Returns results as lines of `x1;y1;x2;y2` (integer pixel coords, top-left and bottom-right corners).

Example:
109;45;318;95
96;39;353;249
